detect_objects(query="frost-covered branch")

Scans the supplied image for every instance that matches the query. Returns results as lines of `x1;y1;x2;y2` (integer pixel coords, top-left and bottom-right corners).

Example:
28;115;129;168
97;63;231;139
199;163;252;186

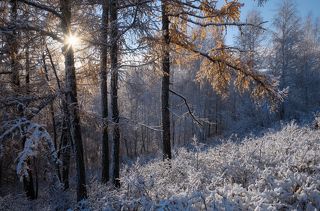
0;118;60;181
0;24;63;43
16;0;62;19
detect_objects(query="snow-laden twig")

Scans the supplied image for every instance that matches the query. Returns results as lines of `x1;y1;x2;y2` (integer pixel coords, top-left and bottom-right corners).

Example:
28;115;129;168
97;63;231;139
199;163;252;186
0;118;60;181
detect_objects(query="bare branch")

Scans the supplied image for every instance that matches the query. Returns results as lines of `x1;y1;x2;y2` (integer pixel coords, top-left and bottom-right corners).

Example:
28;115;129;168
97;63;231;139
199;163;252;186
169;89;203;126
45;44;62;90
16;0;62;19
0;71;12;74
120;116;163;132
0;24;63;43
25;94;56;120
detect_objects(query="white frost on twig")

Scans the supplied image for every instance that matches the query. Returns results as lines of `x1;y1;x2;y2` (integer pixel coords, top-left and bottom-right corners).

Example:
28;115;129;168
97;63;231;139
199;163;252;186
0;118;60;181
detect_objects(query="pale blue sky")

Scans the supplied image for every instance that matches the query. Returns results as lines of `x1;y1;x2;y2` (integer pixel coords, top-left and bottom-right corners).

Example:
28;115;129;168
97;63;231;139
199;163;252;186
224;0;320;44
240;0;320;21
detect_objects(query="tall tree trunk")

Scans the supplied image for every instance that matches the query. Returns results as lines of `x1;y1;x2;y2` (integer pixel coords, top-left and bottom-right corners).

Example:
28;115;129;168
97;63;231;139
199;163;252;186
16;7;36;198
0;160;2;191
134;130;138;157
178;118;181;146
33;157;38;199
100;0;109;184
9;0;20;90
22;165;35;200
61;119;71;190
171;113;175;148
110;0;120;188
141;126;146;154
24;45;36;200
60;0;87;201
22;137;36;200
50;104;61;182
42;49;63;183
45;46;64;183
215;97;218;135
25;46;30;89
161;0;172;160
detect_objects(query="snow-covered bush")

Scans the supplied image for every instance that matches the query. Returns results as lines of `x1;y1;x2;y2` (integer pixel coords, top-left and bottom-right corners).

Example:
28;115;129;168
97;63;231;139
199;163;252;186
0;118;60;181
87;122;320;210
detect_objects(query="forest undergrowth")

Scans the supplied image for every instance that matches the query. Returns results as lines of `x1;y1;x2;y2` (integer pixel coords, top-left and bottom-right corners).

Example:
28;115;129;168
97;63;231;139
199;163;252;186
86;121;320;210
1;121;319;211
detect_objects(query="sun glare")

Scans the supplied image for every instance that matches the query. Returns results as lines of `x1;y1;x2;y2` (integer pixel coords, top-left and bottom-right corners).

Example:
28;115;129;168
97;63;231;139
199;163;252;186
66;34;79;47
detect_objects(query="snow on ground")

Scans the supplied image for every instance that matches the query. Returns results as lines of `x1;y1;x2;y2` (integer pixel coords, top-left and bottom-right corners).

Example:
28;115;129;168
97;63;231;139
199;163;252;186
87;122;320;210
1;122;319;210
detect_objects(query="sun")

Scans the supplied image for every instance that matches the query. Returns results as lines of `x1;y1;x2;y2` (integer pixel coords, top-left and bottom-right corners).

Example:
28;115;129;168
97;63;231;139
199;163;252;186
65;34;80;48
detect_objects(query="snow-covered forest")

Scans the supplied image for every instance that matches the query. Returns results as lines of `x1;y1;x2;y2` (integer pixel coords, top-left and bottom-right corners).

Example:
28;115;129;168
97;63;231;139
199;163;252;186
0;0;319;210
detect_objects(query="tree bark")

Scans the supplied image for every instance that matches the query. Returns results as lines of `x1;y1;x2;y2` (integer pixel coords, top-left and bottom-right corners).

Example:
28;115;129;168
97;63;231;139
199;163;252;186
61;119;71;190
110;0;120;188
50;104;61;182
44;47;63;182
23;45;35;200
22;137;36;200
100;0;109;184
25;46;30;90
0;160;2;191
22;167;35;200
161;0;172;160
9;0;20;90
16;3;36;199
60;0;87;201
33;157;38;199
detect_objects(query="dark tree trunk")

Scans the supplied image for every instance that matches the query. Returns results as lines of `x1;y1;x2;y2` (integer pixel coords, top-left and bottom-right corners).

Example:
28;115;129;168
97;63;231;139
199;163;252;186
26;48;38;199
178;118;181;145
22;138;36;200
50;103;61;182
33;157;38;199
20;20;35;200
134;130;138;157
172;113;175;148
215;98;218;135
42;50;62;182
45;46;64;182
124;138;129;157
22;167;36;200
0;160;2;191
23;67;35;199
61;119;71;190
46;45;62;90
25;46;30;89
60;0;87;201
161;0;172;160
9;0;20;90
110;0;120;188
100;0;110;184
141;126;147;154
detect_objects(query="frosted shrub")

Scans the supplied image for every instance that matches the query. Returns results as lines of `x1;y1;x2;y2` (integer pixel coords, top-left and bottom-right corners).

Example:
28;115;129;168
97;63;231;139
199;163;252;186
0;118;60;183
87;122;320;210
